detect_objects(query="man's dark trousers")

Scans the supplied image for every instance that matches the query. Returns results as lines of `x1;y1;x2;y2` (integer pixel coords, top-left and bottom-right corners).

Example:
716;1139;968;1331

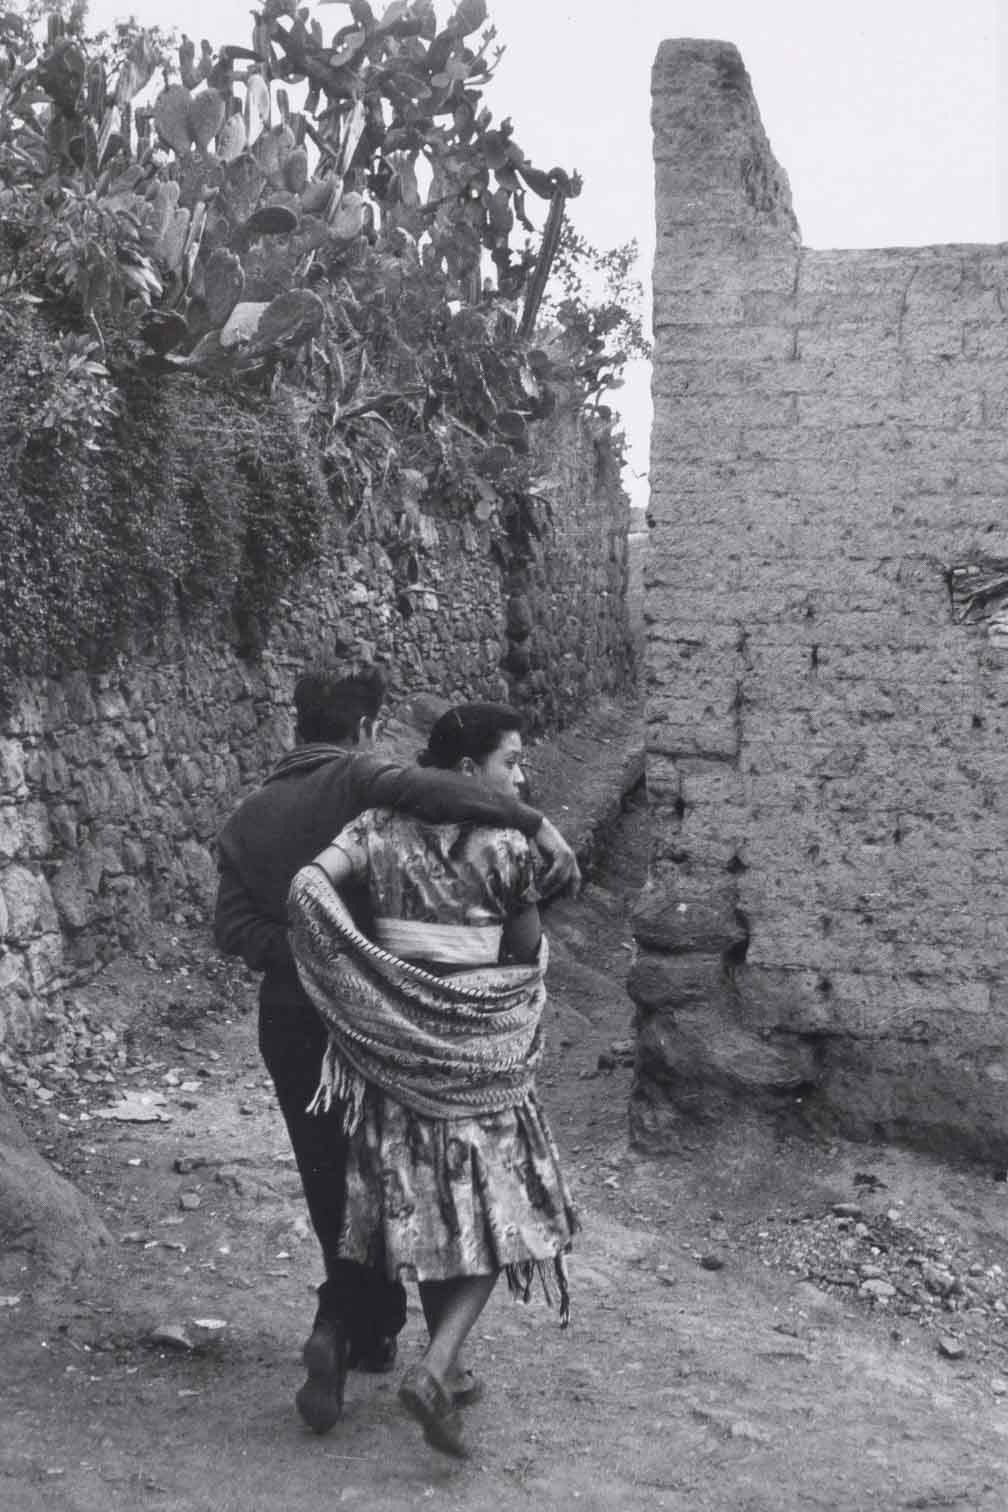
259;970;407;1352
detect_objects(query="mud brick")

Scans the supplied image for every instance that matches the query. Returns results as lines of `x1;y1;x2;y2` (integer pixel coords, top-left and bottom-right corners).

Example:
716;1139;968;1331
643;39;1008;1157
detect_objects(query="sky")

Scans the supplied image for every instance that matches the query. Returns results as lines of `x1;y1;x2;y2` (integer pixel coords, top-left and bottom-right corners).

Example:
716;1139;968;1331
86;0;1004;504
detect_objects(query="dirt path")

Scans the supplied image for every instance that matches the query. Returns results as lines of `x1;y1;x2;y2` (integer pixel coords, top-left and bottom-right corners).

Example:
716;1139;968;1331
4;754;1008;1509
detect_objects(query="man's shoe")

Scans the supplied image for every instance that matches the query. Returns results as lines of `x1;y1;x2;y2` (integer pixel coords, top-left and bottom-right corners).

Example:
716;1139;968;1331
348;1334;398;1374
295;1318;347;1435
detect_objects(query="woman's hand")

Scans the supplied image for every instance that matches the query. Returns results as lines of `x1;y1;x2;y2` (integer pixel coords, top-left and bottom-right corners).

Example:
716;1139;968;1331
534;816;582;899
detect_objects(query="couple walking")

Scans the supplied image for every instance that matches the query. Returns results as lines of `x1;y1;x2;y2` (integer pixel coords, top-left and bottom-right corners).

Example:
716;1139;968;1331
214;668;579;1458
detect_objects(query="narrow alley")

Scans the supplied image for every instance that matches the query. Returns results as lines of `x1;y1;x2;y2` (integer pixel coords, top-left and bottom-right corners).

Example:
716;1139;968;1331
2;707;1008;1511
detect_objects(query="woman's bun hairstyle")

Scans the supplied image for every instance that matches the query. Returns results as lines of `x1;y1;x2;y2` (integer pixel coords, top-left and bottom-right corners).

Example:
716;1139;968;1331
418;702;523;770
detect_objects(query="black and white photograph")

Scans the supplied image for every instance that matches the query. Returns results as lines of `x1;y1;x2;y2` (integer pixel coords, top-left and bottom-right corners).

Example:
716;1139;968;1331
1;2;1006;1507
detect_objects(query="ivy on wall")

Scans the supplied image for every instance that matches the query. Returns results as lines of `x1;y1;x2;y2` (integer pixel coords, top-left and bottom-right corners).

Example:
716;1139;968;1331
0;0;647;695
0;311;327;690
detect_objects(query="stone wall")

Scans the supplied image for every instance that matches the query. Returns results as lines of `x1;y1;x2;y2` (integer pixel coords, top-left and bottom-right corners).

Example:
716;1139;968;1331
512;412;636;726
627;506;648;662
634;38;1008;1161
0;395;633;1046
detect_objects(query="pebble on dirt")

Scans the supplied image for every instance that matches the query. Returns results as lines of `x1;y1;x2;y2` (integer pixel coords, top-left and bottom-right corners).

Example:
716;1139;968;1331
99;1091;173;1123
937;1335;966;1360
150;1324;194;1351
597;1039;636;1071
191;1319;228;1342
859;1279;897;1301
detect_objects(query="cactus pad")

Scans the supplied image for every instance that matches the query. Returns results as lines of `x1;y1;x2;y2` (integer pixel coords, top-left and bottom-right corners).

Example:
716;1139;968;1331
253;288;325;349
217;112;246;163
189;88;226;152
244;72;270;146
154;83;193;155
219;301;269;349
243;204;299;238
329;191;365;243
283;145;309;194
204;248;245;325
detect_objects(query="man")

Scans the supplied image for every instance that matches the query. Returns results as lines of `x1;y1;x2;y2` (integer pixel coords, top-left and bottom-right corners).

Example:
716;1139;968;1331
214;666;579;1434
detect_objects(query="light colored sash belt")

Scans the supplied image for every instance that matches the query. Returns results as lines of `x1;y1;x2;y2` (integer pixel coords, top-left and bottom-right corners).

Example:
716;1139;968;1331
374;917;503;965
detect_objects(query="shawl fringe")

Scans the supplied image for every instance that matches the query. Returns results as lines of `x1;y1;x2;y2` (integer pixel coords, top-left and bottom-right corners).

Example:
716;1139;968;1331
305;1039;367;1134
505;1251;572;1328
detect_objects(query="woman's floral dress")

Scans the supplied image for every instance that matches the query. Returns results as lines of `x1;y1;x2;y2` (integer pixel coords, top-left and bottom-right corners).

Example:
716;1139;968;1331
325;807;578;1290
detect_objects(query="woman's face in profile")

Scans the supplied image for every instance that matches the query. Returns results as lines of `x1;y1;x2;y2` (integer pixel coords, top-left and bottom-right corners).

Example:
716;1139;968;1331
476;730;525;797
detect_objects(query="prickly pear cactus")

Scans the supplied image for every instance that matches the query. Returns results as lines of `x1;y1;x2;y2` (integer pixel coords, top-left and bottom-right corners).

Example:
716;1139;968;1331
15;1;583;396
203;249;245;326
217;113;246;164
153;84;192;156
254;290;325;351
284;146;309;194
189;88;226;152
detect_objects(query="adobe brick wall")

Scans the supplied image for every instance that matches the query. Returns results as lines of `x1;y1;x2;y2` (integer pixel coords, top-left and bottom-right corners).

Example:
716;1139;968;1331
634;38;1008;1160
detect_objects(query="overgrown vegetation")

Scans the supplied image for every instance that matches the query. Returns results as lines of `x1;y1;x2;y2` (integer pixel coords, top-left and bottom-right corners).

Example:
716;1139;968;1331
0;0;649;685
545;224;650;414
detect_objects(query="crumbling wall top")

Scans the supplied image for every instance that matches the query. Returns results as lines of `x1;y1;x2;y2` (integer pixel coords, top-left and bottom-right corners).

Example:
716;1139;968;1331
652;39;800;243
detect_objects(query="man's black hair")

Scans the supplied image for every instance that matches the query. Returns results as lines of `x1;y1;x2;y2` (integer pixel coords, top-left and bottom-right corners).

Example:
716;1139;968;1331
293;666;386;744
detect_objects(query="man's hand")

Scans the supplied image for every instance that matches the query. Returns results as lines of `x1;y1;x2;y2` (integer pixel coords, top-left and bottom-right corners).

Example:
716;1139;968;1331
535;816;582;899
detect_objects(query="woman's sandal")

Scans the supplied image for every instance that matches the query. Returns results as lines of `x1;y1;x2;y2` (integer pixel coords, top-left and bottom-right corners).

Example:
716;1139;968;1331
398;1363;468;1458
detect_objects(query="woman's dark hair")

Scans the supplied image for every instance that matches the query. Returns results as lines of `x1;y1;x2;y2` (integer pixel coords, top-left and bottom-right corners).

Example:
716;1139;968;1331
418;702;524;769
294;666;385;744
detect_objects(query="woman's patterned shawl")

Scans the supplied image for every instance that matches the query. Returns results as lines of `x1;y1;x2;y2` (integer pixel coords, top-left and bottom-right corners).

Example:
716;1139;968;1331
288;863;548;1128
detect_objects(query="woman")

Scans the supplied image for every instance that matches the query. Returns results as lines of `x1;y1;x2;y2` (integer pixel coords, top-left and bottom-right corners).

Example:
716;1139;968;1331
288;703;577;1459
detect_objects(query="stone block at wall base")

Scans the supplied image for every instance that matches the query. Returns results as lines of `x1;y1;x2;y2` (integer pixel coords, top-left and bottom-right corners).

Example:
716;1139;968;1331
798;1037;1008;1166
637;1007;817;1107
1;865;58;938
630;954;1008;1162
627;944;820;1148
0;954;33;1045
179;840;218;910
49;855;100;933
628;1075;809;1158
632;878;748;955
628;1077;695;1152
628;950;731;1015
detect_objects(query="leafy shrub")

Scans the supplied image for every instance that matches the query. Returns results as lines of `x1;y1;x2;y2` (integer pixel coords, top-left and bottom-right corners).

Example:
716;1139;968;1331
0;309;326;692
